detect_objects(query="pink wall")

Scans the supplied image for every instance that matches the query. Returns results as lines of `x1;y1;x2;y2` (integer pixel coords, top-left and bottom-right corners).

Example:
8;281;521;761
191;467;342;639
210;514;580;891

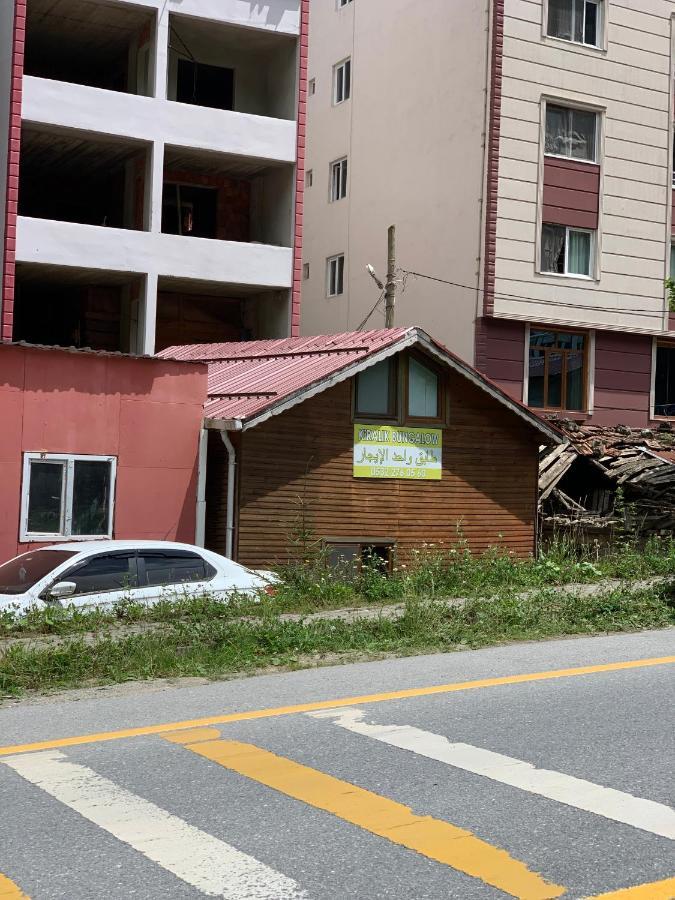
477;317;525;402
0;344;207;563
290;0;310;337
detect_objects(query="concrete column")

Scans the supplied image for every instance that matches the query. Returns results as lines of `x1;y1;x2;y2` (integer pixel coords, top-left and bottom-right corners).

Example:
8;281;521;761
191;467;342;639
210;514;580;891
145;140;165;233
138;272;158;355
153;6;169;101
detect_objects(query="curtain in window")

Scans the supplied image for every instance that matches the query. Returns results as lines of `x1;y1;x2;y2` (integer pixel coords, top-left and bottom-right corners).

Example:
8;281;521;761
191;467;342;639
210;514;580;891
568;230;591;276
541;225;565;273
545;105;568;155
546;105;595;160
548;0;573;40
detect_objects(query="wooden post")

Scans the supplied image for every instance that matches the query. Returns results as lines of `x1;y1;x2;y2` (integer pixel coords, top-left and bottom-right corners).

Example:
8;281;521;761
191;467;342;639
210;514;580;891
384;225;396;328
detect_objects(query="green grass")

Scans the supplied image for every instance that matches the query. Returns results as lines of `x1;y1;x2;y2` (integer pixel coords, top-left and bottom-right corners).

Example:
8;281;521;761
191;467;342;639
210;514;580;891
1;584;672;697
2;536;675;641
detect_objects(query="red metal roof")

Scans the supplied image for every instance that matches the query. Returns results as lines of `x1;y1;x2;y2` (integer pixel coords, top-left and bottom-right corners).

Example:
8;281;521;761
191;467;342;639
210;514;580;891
158;327;564;444
160;329;411;422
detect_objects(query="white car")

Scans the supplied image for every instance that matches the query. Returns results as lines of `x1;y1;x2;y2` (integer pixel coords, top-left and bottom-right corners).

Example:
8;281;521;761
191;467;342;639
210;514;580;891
0;541;276;615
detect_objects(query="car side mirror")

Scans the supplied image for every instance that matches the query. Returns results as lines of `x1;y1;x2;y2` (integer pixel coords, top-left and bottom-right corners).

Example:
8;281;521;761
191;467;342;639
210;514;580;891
48;581;77;600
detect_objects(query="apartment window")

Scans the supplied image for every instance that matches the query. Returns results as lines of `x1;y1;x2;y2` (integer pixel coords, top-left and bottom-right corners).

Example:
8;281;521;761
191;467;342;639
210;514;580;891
306;169;313;188
338;0;354;7
21;454;116;541
528;330;587;411
655;345;675;417
327;254;345;296
309;78;316;96
545;104;597;161
547;0;601;47
330;157;348;201
541;224;593;277
333;59;351;105
355;359;397;417
303;263;310;280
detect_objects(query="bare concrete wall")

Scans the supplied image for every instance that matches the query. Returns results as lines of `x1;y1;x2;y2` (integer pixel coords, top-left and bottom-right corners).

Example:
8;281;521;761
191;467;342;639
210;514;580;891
300;0;489;363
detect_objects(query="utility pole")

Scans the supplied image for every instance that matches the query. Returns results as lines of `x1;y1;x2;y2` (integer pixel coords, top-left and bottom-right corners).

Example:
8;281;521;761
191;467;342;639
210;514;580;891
384;225;396;328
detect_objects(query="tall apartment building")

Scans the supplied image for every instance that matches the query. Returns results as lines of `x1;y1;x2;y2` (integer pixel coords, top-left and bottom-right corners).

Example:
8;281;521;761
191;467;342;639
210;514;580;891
303;0;675;428
0;0;308;354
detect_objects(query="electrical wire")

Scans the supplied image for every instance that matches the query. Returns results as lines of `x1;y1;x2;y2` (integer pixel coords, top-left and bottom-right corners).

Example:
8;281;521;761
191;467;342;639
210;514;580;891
357;290;386;331
398;268;669;321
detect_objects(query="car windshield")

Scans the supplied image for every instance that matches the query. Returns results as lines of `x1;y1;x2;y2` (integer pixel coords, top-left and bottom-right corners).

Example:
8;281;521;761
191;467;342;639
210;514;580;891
0;550;77;595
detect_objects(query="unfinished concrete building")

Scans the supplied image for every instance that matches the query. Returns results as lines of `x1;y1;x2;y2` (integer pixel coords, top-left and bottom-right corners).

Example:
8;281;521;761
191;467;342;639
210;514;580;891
1;0;308;354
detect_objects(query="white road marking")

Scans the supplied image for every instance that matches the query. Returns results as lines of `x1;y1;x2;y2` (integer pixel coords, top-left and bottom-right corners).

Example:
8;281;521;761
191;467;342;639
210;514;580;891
2;750;306;899
310;707;675;841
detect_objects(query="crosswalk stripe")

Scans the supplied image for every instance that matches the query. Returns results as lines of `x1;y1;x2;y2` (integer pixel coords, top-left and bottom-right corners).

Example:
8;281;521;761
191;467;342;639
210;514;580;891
0;874;28;899
310;707;675;841
1;751;305;900
163;728;566;900
584;876;675;899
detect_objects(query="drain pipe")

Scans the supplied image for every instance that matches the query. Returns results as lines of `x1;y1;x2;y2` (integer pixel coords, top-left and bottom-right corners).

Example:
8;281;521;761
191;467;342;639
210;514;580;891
220;430;237;560
195;427;208;547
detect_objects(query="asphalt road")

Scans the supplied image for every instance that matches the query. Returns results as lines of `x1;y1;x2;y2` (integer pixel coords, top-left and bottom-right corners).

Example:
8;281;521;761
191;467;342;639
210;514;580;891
0;630;673;899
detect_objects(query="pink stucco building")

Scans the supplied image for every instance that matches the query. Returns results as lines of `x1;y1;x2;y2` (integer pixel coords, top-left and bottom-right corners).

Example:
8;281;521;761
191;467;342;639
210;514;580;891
0;343;207;563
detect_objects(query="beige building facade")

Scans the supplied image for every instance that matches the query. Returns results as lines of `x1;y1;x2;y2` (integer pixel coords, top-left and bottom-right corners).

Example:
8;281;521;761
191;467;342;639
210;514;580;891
303;0;675;428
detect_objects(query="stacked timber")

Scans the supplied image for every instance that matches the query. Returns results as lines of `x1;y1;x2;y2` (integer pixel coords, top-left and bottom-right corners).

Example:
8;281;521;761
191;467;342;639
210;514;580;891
538;421;675;533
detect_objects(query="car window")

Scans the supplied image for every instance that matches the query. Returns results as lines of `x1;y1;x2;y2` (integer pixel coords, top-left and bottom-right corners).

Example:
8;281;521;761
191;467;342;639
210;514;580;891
60;553;138;597
0;550;77;594
138;551;215;588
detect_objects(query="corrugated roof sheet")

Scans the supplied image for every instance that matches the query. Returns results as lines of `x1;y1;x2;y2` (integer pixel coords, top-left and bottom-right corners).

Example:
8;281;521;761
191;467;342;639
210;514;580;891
158;328;563;444
160;329;411;421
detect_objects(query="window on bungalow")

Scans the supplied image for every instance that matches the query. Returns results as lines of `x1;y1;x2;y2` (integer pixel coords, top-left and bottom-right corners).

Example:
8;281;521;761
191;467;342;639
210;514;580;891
545;104;597;162
528;330;587;412
655;345;675;417
541;224;593;277
355;359;397;417
408;357;440;419
547;0;601;48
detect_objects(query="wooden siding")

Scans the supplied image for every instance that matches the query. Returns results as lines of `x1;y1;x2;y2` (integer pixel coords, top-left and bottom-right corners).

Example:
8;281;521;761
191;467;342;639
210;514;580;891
215;374;540;569
542;158;600;230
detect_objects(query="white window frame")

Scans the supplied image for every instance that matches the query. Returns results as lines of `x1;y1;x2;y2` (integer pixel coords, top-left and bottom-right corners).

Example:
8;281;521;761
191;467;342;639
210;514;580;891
20;453;117;542
540;224;595;279
545;0;603;49
327;254;345;297
333;58;351;105
330;157;348;202
544;102;599;164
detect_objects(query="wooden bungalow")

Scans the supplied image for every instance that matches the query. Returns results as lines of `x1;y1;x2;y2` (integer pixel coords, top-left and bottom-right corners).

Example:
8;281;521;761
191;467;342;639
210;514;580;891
161;328;564;568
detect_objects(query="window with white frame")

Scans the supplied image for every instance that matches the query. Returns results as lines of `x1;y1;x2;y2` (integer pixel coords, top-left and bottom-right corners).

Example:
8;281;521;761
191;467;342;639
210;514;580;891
330;157;348;201
21;454;116;541
541;224;594;277
545;103;597;162
547;0;601;47
333;59;351;105
327;254;345;297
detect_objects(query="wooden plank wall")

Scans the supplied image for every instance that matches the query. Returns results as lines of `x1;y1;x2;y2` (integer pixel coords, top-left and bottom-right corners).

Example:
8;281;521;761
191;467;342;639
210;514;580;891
209;373;540;568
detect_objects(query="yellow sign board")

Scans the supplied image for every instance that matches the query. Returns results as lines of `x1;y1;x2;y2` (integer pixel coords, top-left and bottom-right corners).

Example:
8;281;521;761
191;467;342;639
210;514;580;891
353;424;442;480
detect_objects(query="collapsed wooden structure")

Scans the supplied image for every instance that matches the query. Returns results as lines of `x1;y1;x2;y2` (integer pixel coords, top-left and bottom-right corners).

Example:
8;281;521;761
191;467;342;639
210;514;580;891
539;422;675;535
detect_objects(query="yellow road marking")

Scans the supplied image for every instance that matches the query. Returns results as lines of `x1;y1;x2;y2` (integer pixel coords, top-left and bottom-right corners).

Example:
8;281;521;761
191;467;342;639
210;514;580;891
165;733;566;900
0;655;672;757
584;876;675;899
0;873;28;898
